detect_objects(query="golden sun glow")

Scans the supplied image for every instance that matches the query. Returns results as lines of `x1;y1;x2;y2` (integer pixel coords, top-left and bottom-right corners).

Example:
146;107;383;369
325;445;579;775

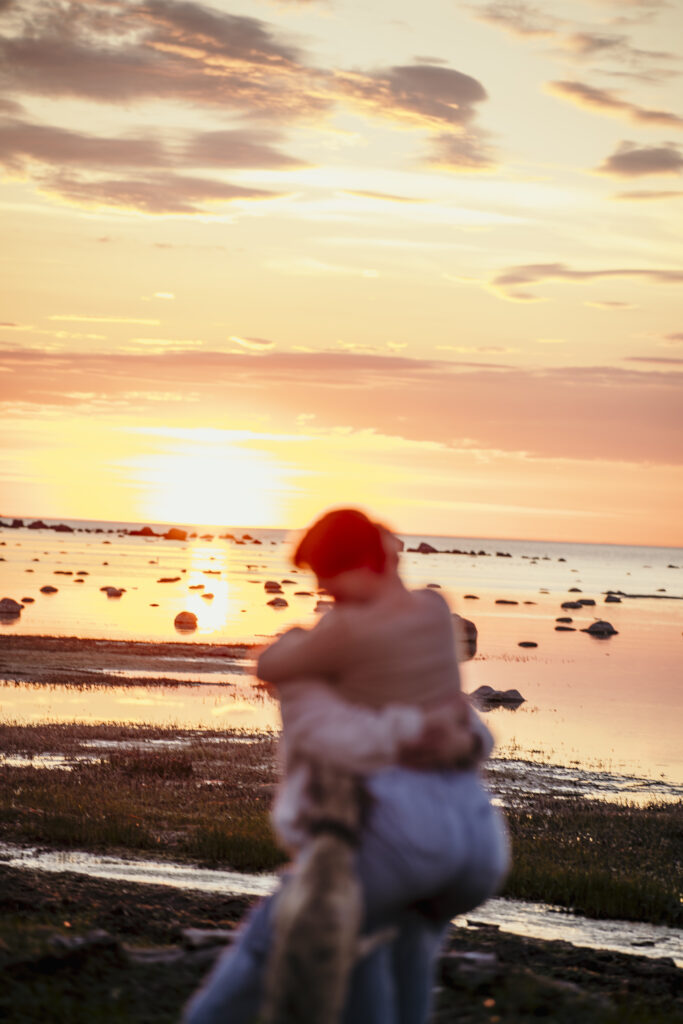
132;440;288;528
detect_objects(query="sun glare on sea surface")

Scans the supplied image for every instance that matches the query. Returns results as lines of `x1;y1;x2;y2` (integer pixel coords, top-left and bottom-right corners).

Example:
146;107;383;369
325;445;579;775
131;437;289;528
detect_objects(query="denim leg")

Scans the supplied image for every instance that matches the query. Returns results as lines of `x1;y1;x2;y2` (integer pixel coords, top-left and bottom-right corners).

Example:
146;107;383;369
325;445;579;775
391;914;448;1024
341;942;397;1024
182;895;274;1024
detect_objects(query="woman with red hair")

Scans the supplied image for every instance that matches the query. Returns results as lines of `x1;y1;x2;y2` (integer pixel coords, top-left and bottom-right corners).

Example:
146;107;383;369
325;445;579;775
185;508;507;1024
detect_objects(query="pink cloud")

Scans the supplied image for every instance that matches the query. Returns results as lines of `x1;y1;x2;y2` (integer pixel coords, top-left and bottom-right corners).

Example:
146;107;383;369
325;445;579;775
1;347;680;465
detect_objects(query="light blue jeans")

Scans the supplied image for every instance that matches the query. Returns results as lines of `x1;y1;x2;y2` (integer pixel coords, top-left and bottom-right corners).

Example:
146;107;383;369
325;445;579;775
183;768;509;1024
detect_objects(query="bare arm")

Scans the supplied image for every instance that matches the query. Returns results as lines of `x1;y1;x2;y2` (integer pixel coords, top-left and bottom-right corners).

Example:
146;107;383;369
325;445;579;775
256;615;347;684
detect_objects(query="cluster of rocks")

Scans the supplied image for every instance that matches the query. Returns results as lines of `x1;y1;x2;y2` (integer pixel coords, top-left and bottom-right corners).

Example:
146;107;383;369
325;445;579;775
470;685;525;709
0;518;75;532
0;519;272;545
407;540;570;562
407;541;514;558
264;580;288;608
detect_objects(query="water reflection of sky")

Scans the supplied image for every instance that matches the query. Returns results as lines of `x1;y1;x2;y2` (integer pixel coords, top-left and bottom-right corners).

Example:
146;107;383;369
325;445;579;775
0;680;281;733
1;527;681;785
2;528;681;645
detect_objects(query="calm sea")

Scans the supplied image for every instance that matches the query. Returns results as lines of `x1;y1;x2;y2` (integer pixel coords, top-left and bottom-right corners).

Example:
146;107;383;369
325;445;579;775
1;517;682;786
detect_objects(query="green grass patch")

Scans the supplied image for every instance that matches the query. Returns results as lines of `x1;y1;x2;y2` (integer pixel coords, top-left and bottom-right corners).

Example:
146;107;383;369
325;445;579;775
502;796;682;927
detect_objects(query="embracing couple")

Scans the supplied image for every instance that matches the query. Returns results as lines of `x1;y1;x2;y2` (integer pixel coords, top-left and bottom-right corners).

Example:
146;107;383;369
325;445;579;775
184;508;509;1024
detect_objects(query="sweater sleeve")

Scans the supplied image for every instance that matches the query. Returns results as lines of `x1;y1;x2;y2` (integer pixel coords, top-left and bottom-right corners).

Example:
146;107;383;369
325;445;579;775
278;679;424;772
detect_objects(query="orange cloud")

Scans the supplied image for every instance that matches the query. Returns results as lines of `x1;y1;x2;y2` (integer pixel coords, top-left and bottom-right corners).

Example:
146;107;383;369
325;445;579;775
546;81;683;128
2;347;681;465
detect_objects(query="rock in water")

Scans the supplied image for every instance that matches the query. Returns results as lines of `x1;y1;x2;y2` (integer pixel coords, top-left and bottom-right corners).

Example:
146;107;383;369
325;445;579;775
164;528;187;541
40;585;58;594
581;620;618;637
174;611;197;630
267;597;288;608
470;685;525;708
410;541;438;554
0;597;22;617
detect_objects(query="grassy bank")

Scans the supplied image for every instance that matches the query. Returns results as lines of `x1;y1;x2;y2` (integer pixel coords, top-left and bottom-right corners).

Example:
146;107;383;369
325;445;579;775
504;797;681;926
0;723;681;926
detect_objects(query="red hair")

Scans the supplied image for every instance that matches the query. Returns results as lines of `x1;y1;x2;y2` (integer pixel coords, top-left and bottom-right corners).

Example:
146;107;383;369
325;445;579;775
293;508;387;578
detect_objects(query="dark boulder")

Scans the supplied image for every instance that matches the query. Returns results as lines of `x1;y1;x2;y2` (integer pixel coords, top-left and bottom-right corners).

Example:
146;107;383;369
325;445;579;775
129;526;159;537
470;686;525;708
561;601;583;610
28;520;48;530
267;597;288;608
163;528;187;541
174;611;197;630
0;597;22;617
581;620;618;637
40;585;58;594
518;641;538;648
604;594;622;603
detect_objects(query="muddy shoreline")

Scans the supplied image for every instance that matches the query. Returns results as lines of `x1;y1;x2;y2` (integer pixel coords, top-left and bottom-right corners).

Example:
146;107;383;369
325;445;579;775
1;864;680;1023
0;634;255;686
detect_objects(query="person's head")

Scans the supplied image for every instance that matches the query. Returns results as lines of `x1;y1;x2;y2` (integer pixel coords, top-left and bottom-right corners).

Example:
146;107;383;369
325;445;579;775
293;508;400;603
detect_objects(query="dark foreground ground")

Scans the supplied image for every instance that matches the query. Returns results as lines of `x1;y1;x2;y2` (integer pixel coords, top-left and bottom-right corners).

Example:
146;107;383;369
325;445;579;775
1;865;680;1024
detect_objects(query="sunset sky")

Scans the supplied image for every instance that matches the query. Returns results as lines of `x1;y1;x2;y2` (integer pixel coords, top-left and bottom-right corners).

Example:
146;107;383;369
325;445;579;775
1;0;682;544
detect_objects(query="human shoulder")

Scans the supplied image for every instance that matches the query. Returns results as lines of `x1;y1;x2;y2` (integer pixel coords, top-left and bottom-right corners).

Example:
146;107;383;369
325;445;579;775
413;586;452;616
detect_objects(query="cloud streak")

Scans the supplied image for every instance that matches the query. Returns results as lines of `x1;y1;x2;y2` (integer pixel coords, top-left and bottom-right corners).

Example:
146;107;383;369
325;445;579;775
546;81;683;128
596;141;683;177
490;261;683;300
1;347;681;465
0;114;306;213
